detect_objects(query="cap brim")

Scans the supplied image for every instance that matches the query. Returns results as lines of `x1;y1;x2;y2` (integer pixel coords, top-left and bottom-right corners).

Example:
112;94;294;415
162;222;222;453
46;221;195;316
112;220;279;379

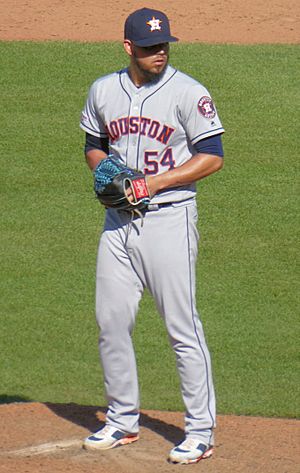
132;35;179;47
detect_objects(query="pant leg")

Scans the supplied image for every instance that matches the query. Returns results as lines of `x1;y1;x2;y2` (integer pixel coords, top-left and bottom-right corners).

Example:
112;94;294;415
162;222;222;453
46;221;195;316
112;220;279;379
96;209;143;434
127;202;216;445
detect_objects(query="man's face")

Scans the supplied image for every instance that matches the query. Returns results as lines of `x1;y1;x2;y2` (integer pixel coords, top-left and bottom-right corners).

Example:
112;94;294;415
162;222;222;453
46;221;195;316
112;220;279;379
125;41;169;83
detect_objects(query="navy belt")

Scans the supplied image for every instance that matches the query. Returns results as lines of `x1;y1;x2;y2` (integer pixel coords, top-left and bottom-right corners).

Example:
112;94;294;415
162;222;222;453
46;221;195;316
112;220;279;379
117;198;194;217
146;197;195;211
146;202;173;211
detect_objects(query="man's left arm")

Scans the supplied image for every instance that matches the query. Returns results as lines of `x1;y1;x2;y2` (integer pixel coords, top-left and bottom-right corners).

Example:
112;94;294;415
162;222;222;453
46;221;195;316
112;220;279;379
146;134;224;197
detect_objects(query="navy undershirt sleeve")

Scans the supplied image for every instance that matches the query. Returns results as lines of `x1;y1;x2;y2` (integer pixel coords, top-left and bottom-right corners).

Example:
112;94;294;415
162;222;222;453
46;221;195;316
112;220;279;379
85;132;223;158
85;132;109;155
194;133;224;157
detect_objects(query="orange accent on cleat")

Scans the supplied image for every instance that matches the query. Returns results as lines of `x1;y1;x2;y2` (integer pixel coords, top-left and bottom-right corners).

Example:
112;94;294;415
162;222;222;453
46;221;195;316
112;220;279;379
119;434;139;446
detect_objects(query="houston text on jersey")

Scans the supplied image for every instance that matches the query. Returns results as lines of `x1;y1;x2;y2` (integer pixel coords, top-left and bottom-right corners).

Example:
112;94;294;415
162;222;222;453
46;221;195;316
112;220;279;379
106;116;175;145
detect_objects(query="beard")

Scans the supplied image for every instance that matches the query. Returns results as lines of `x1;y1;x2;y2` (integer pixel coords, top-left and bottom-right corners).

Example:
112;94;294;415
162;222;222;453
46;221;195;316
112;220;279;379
131;51;169;84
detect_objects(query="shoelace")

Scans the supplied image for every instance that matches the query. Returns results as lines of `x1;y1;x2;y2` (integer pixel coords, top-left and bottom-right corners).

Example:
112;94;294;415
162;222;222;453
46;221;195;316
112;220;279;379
179;438;204;450
99;425;116;436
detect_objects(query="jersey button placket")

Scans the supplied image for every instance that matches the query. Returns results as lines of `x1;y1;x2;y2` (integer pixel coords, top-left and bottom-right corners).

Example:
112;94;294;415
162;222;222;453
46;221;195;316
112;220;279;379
130;95;141;147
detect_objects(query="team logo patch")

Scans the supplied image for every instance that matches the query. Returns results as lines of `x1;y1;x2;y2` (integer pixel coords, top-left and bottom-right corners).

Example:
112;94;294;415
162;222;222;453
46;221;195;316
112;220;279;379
198;96;216;119
147;17;162;31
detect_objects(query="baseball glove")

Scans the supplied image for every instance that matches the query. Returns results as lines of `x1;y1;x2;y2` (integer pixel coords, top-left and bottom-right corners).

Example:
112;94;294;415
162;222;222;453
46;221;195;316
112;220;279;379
93;156;151;211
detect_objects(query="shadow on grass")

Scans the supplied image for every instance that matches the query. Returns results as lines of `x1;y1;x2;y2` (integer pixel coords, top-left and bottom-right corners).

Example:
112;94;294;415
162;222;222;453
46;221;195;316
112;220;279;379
0;394;32;404
46;402;184;444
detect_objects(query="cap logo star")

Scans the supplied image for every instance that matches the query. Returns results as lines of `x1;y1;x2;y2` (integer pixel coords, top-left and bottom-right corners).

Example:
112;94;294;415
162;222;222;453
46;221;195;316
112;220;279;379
146;17;162;31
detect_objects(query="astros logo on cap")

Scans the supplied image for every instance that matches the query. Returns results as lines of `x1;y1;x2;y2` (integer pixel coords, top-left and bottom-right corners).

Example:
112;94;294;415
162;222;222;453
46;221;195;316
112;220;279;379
146;17;162;31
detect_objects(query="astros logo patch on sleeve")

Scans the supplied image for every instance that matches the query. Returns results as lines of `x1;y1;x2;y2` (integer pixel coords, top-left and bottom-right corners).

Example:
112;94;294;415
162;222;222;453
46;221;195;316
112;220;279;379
198;96;216;119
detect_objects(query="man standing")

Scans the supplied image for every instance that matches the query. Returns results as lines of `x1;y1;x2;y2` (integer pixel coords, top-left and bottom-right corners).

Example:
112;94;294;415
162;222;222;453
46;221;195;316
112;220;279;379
80;7;224;465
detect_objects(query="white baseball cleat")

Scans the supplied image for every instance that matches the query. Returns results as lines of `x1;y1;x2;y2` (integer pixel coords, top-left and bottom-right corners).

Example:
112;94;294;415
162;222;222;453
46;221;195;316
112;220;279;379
83;424;139;451
168;438;214;464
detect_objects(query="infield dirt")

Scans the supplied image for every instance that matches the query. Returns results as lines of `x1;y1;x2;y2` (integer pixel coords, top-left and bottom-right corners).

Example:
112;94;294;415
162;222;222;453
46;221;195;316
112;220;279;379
0;1;299;472
1;402;299;473
0;0;299;43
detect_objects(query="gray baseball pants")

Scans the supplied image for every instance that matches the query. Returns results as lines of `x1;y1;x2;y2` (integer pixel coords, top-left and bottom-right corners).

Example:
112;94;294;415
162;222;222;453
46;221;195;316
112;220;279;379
95;199;216;446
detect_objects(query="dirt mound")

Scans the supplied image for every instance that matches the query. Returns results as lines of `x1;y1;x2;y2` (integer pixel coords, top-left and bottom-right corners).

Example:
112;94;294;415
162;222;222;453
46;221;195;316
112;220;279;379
0;403;299;473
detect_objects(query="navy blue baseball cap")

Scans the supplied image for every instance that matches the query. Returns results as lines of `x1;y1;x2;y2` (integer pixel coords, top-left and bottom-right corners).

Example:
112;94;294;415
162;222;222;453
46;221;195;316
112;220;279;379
124;8;179;47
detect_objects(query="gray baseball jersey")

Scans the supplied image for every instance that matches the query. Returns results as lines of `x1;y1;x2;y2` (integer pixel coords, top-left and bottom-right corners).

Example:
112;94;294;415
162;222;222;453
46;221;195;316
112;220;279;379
80;65;224;204
80;64;224;447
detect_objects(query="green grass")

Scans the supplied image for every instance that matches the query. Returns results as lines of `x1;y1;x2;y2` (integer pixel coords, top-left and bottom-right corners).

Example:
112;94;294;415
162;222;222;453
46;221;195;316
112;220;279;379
0;41;299;417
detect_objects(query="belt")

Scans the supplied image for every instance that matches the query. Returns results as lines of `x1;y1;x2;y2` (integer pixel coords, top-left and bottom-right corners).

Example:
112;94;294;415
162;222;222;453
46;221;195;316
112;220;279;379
116;202;172;215
146;202;173;211
117;198;194;218
146;197;195;211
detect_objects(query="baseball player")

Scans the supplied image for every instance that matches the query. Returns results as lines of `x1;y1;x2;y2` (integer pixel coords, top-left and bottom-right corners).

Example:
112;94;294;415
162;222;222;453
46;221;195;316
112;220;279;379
80;7;224;465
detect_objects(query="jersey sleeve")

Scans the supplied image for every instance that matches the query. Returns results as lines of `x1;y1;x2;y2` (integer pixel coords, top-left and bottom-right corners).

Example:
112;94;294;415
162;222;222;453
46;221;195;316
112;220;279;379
80;81;108;138
179;83;224;145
